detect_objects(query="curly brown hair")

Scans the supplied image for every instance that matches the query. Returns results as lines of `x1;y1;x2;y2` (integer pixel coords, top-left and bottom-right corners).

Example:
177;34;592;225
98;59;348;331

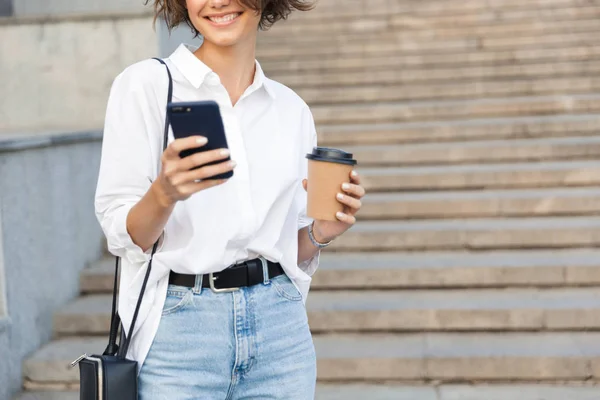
145;0;316;36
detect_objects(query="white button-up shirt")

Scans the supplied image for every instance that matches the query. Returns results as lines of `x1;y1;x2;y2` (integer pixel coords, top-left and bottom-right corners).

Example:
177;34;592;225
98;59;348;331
94;44;319;371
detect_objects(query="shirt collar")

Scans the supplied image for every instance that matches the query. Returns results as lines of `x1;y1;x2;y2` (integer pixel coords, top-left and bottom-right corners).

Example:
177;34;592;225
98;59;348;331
169;44;213;89
169;43;276;99
254;59;277;99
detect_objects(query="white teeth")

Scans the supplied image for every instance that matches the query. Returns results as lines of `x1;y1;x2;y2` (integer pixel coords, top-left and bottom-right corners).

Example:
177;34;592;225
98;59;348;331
209;13;240;24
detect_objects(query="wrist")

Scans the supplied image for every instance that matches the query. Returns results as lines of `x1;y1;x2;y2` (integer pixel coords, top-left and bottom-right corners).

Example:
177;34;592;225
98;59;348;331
312;221;336;244
151;178;175;209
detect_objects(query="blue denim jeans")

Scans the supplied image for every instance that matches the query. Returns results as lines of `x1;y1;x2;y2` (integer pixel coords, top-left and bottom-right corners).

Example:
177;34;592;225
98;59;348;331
138;270;317;399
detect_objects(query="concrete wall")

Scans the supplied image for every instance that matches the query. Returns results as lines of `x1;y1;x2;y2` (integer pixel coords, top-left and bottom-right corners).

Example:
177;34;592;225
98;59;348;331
0;0;12;16
158;20;203;58
0;14;159;135
12;0;148;16
0;206;6;318
0;132;104;400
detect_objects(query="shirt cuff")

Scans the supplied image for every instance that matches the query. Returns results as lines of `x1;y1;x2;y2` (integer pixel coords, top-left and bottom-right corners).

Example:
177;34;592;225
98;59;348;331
298;248;320;277
297;217;320;276
107;204;165;264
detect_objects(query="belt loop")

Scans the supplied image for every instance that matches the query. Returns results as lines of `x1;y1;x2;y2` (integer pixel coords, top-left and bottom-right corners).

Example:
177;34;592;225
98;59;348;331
193;274;203;294
260;256;270;285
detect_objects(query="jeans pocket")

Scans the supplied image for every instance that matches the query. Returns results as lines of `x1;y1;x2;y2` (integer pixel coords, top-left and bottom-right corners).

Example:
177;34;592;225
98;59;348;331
271;274;303;301
162;285;193;316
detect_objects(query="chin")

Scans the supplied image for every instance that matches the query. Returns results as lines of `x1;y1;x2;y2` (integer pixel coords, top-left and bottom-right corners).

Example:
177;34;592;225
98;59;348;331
203;33;243;48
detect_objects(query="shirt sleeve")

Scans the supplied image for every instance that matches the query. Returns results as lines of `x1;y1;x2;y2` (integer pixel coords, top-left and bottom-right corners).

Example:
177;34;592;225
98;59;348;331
94;67;165;265
296;105;320;276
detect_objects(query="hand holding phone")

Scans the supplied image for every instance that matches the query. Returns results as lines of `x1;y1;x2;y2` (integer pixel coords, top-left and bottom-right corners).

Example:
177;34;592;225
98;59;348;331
152;100;236;205
168;100;233;180
154;135;236;206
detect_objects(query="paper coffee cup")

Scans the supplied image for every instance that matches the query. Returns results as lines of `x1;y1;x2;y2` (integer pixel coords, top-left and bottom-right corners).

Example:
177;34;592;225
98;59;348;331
306;147;358;222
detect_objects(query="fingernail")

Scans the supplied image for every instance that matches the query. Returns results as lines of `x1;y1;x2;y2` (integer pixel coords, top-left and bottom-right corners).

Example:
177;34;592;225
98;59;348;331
336;212;345;219
220;149;230;156
342;183;350;190
229;160;237;167
337;193;344;200
351;170;358;177
196;137;208;145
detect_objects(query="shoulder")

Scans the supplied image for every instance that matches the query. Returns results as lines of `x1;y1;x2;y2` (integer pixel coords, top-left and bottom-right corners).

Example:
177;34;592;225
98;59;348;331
264;77;317;147
110;59;170;98
264;77;310;113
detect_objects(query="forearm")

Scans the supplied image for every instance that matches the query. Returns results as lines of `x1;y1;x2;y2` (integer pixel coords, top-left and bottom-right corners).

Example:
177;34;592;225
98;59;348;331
298;223;331;264
126;179;175;252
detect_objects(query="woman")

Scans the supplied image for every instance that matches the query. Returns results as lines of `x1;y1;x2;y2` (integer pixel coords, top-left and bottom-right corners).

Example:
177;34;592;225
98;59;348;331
95;0;365;398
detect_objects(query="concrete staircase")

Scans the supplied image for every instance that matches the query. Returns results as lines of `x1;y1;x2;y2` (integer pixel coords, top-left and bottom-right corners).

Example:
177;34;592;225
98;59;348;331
14;0;600;398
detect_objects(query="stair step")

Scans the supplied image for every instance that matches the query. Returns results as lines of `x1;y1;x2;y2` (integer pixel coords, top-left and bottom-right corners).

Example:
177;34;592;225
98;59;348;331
293;0;590;19
362;188;600;219
258;31;598;60
312;94;600;125
261;44;600;73
261;16;600;45
299;76;600;104
350;136;600;166
22;338;106;386
271;60;600;88
360;160;600;192
80;249;600;294
54;288;600;335
297;0;585;20
308;288;600;332
398;6;600;29
315;250;600;289
317;384;600;400
315;332;600;381
13;393;78;400
319;114;600;146
80;258;114;294
315;384;439;400
280;4;600;31
333;216;600;251
53;295;110;335
14;384;600;400
24;333;600;383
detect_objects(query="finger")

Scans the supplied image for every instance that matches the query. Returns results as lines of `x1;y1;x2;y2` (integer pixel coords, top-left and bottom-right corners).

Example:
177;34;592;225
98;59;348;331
163;146;227;177
350;170;361;185
302;179;307;192
164;136;208;159
178;147;231;171
336;192;362;211
341;182;366;199
335;211;356;225
171;159;236;185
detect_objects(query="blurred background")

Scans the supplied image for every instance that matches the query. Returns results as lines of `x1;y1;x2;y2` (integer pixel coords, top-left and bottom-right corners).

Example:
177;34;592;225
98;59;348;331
2;0;600;399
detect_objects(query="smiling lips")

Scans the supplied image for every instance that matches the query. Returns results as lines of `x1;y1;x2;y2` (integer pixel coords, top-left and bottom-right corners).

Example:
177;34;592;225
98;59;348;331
206;12;242;25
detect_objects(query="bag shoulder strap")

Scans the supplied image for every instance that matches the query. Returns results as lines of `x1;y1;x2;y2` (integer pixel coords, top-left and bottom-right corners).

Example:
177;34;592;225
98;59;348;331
155;57;173;152
104;57;173;359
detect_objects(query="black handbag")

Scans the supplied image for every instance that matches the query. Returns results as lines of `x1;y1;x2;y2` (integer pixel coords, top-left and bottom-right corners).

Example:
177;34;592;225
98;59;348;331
71;57;173;400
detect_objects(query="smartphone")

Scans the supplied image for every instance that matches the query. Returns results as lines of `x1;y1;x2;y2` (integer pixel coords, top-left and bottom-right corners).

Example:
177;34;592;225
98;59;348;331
167;100;233;180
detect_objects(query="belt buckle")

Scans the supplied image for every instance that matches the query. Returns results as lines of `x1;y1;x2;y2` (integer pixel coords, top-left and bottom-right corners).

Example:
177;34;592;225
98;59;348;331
209;272;240;293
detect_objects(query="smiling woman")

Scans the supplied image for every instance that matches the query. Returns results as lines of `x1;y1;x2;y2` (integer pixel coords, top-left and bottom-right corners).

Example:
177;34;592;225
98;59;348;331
94;0;364;398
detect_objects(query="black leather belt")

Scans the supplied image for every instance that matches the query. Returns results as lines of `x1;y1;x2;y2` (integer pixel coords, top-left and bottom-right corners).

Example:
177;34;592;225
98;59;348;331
168;258;284;292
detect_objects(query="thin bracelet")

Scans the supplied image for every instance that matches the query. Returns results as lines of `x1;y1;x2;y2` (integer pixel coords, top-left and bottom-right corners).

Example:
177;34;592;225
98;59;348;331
308;221;332;249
